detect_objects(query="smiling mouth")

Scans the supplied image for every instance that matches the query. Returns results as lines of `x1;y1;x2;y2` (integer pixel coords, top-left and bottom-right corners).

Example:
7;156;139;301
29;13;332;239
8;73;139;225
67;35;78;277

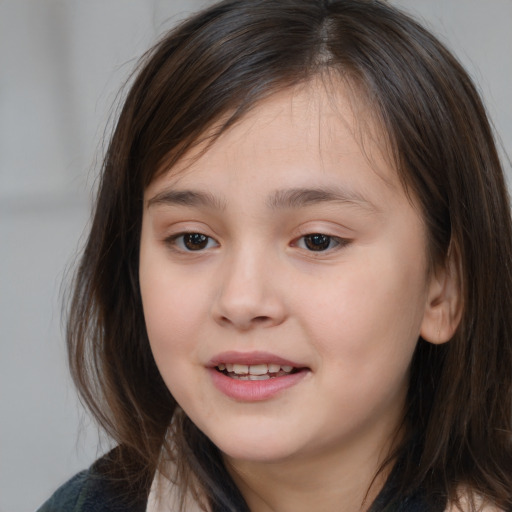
216;363;300;380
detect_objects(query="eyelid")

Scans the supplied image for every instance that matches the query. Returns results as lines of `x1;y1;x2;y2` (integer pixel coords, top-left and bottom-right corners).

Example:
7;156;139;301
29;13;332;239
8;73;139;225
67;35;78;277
164;232;219;252
292;233;351;252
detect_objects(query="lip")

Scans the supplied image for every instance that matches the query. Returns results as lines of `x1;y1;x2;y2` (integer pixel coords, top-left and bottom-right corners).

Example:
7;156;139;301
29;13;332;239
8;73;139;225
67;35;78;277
209;368;308;401
208;351;304;368
208;351;309;402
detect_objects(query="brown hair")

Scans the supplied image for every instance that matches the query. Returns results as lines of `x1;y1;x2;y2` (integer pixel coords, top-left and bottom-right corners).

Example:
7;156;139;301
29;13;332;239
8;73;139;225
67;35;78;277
68;0;512;509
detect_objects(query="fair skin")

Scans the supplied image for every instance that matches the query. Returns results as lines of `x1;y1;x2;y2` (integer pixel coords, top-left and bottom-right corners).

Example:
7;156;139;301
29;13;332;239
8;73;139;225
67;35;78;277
139;82;459;512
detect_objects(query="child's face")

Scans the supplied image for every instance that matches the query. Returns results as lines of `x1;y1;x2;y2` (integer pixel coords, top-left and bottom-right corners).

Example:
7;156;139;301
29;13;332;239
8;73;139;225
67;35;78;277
140;83;434;468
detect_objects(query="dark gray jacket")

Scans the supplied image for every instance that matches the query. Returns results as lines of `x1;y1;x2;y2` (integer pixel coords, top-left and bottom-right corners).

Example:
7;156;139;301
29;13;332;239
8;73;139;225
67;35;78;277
37;450;444;512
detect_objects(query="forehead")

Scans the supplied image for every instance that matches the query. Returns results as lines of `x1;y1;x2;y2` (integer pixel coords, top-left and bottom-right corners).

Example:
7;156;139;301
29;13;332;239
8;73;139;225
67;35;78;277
146;80;401;205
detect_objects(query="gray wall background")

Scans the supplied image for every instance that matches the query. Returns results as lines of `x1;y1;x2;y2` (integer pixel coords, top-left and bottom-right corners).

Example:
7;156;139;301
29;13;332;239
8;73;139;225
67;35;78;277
0;1;510;511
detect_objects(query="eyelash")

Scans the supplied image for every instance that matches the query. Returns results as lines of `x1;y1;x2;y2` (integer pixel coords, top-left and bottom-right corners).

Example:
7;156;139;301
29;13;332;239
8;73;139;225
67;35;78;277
166;231;350;254
293;233;349;252
166;232;219;252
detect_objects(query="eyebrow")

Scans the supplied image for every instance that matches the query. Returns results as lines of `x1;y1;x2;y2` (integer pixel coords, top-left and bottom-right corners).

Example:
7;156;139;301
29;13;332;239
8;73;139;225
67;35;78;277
147;186;378;213
266;187;379;213
147;189;226;210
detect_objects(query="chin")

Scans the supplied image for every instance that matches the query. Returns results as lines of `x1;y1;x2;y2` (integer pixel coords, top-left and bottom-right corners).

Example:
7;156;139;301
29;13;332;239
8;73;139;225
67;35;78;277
204;423;305;464
220;444;298;465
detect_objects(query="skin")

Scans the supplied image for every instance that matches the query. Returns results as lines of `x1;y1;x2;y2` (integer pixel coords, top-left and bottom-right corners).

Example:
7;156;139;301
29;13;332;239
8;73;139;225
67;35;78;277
139;82;458;512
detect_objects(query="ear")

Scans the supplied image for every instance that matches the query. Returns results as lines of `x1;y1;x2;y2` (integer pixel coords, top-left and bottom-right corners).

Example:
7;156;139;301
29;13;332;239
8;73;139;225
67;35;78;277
420;245;463;345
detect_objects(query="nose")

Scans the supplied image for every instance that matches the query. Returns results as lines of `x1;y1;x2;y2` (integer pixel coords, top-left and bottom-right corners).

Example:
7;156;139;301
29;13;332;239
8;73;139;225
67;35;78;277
212;248;287;331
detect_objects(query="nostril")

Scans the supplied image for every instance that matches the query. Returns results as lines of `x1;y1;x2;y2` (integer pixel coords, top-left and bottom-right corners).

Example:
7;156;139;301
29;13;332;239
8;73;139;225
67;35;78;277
253;316;271;323
219;315;271;327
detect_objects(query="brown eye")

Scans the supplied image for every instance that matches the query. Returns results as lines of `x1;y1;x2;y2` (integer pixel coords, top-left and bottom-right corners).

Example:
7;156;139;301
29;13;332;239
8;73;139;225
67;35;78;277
295;233;349;252
303;234;332;251
166;232;219;252
183;233;210;250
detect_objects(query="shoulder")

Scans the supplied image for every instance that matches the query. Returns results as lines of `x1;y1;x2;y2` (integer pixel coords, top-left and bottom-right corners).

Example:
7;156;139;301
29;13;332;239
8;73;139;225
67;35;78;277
37;470;90;512
445;501;503;512
147;468;208;512
37;450;147;512
445;489;505;512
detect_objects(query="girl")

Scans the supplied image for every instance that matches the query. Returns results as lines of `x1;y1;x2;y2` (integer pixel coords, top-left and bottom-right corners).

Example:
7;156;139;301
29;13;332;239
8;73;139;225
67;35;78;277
39;0;512;511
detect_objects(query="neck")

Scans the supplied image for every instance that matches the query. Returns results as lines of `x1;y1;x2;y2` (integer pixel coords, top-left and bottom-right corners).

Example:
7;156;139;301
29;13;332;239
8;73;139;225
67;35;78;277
224;429;399;512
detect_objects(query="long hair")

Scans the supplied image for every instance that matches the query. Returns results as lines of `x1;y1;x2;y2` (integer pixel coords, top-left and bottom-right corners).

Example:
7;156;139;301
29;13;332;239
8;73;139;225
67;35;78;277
67;0;512;509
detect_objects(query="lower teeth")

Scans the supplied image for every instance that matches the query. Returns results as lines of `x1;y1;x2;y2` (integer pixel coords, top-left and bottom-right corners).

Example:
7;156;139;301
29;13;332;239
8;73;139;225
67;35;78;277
222;370;292;380
236;374;270;381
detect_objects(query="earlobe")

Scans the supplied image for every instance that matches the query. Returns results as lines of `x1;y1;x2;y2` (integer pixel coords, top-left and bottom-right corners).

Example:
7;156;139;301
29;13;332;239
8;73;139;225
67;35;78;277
420;245;463;345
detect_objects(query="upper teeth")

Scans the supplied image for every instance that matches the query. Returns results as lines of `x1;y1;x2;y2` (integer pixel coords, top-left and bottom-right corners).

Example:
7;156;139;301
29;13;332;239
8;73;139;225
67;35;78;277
217;363;294;375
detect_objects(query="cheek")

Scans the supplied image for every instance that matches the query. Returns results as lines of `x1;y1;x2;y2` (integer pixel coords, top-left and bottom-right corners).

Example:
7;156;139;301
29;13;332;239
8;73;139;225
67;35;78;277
139;240;210;372
140;270;209;406
296;249;429;378
140;270;183;347
303;267;425;433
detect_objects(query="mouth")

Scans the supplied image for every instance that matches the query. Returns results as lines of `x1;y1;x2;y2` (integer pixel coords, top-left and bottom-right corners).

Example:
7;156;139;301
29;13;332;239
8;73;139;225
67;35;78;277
209;352;309;400
215;362;300;380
